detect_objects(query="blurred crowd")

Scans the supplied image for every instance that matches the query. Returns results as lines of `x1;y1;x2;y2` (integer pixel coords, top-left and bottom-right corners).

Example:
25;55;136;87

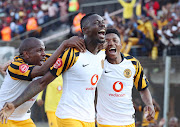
104;0;180;58
0;0;69;41
133;98;179;127
1;0;180;58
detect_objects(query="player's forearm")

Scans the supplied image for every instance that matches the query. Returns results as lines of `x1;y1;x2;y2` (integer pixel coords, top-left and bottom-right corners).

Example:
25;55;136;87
139;88;153;107
12;78;45;108
38;42;67;75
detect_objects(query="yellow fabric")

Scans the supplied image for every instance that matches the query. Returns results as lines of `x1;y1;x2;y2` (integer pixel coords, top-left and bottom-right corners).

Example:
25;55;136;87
46;111;58;127
1;26;11;41
118;0;136;19
144;21;154;41
8;55;51;81
124;41;133;54
97;122;135;127
123;54;149;90
37;75;63;112
151;46;158;60
50;48;79;77
56;117;95;127
121;37;139;54
142;111;159;126
157;20;168;30
136;3;141;16
0;118;35;127
128;37;139;45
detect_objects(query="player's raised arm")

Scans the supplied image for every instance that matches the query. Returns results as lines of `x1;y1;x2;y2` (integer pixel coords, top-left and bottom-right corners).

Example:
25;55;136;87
31;36;85;78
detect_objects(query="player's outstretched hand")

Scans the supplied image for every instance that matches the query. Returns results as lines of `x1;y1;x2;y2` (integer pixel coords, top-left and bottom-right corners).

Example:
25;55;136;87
144;105;155;121
63;36;86;52
0;102;15;124
0;60;13;76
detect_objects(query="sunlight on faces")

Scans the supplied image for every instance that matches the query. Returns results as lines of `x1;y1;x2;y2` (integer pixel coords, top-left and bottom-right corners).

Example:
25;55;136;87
83;14;106;43
27;40;46;66
105;33;121;60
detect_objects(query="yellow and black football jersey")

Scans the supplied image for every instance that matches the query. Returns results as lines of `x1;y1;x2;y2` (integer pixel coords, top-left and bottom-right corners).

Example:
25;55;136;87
8;54;51;81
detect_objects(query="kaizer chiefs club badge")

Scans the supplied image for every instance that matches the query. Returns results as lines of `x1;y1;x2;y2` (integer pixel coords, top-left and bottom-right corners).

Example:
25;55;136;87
123;69;132;78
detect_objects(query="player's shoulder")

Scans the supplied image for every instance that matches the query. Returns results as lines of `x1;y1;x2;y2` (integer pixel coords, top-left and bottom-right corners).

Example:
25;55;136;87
122;53;140;65
66;48;80;57
10;56;25;66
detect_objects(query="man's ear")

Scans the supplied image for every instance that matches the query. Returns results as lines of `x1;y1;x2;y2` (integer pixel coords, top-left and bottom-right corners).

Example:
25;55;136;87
82;26;88;35
23;51;30;59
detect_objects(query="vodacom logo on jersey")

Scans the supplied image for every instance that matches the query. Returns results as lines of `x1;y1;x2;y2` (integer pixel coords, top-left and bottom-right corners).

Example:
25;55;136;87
86;74;99;90
109;81;125;97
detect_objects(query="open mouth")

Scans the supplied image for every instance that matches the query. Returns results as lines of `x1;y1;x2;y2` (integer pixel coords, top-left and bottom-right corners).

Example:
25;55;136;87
41;58;46;62
98;29;106;39
109;47;116;54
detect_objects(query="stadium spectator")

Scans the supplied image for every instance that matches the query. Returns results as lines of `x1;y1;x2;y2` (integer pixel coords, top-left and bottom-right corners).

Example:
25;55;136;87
144;0;160;19
134;98;160;127
0;36;85;126
72;11;85;36
59;0;68;23
168;116;179;127
1;23;11;41
0;13;106;127
118;0;136;24
37;75;63;127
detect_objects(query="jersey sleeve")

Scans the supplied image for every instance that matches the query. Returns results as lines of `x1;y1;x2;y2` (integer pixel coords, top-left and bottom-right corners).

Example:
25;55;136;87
8;61;35;81
50;48;79;77
133;60;149;91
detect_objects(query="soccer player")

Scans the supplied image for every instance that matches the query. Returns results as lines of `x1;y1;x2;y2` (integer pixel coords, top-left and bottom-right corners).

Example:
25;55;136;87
0;13;106;127
96;28;155;127
0;36;85;127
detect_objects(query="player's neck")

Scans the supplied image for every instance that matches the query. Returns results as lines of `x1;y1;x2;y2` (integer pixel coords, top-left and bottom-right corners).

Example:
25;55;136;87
107;55;122;64
85;39;99;55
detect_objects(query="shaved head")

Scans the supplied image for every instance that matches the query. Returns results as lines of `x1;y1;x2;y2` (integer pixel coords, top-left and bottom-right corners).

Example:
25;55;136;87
19;37;43;56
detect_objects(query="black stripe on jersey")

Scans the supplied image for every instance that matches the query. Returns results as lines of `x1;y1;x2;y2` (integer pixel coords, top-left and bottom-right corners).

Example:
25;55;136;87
124;55;133;60
62;49;72;73
50;69;58;77
10;63;19;69
141;85;148;91
138;70;143;91
145;79;149;86
69;48;75;68
45;54;50;58
75;52;79;57
131;61;137;65
134;62;139;80
60;51;65;58
10;63;34;70
8;70;32;81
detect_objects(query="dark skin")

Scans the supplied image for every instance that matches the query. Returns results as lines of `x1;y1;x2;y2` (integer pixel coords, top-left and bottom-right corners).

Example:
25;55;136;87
105;32;155;121
0;14;106;123
0;36;86;123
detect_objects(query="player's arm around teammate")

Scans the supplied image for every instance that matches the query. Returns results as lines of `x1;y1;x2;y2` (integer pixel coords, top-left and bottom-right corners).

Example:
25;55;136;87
0;36;85;124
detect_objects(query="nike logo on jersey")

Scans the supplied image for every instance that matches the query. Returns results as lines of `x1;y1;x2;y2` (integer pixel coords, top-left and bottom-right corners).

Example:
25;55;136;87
105;70;111;73
82;64;89;67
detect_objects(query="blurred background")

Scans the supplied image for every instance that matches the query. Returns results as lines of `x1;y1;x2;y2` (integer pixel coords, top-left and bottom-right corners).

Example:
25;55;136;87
0;0;180;126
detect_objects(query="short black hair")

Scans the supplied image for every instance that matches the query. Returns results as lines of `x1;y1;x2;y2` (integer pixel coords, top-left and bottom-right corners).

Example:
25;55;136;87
19;37;41;56
106;28;120;38
80;13;96;33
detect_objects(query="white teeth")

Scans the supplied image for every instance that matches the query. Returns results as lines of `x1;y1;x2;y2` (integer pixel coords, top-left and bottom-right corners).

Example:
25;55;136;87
99;29;105;33
110;48;116;50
